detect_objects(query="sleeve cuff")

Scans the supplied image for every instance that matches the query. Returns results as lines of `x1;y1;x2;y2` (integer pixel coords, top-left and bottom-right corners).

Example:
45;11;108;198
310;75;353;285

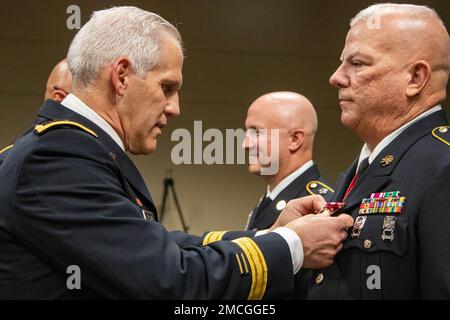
255;229;269;237
271;227;304;274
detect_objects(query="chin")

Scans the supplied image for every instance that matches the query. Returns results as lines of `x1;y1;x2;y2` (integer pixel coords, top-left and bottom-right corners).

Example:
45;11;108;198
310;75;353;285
248;164;262;175
130;140;157;155
340;113;357;129
146;142;157;154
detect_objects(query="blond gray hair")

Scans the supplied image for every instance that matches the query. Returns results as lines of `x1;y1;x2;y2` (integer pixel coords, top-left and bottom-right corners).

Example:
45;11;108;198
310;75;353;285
67;6;182;88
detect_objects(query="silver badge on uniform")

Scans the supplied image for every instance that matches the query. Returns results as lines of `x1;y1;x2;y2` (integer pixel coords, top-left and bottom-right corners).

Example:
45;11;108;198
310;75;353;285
381;216;396;241
351;216;367;239
142;209;155;221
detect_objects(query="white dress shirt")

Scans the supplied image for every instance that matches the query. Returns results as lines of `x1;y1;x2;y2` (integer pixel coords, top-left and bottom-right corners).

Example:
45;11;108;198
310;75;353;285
357;105;442;170
266;160;314;200
61;94;125;151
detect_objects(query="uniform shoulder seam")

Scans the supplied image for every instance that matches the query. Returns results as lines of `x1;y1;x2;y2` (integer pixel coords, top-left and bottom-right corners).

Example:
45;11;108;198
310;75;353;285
34;120;97;139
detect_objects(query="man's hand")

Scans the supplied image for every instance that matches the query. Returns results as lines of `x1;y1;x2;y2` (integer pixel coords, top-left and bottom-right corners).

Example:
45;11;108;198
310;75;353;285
269;195;327;231
286;213;354;269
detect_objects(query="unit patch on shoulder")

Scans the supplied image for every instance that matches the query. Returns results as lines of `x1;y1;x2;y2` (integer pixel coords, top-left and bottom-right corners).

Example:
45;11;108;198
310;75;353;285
34;120;98;138
432;126;449;147
306;180;335;196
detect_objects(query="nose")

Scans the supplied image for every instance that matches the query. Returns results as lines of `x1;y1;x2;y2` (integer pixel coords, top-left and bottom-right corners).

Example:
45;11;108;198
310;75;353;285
242;130;254;150
165;92;180;118
329;63;349;88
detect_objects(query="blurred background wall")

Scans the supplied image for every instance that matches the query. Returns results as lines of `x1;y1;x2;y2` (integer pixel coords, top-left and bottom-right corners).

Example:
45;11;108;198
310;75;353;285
0;0;448;234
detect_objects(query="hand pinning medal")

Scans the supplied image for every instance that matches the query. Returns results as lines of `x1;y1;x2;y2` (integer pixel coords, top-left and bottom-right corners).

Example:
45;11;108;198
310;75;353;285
320;202;346;216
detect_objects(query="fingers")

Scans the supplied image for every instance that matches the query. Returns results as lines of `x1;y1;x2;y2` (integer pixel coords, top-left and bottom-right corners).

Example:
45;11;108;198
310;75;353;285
311;195;327;212
289;195;327;215
339;230;349;241
335;213;354;229
318;208;332;217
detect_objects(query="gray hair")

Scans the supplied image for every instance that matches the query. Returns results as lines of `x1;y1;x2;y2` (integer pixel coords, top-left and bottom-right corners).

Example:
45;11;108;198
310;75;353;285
350;3;444;27
67;6;182;88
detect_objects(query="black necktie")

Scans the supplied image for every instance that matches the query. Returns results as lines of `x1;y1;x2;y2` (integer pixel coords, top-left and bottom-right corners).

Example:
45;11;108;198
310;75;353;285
358;157;370;174
257;196;272;212
247;196;272;230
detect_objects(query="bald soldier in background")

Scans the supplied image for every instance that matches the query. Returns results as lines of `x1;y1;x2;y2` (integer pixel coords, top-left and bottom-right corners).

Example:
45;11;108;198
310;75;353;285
0;58;72;164
44;59;72;102
244;92;334;232
243;91;335;299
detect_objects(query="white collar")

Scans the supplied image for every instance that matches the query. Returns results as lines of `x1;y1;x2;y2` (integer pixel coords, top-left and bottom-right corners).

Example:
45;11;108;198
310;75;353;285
357;105;442;169
266;160;314;200
61;94;125;151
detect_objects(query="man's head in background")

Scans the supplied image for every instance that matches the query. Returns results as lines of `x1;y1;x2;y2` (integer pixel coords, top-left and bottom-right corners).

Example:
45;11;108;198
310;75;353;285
67;6;183;155
1;58;73;163
243;91;318;189
44;59;72;102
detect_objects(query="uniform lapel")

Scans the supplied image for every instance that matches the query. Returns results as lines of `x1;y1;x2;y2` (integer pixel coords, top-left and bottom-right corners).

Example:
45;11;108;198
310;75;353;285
333;109;448;216
340;174;390;214
247;195;270;230
250;200;275;231
108;145;157;217
251;165;322;229
332;160;358;202
36;100;157;216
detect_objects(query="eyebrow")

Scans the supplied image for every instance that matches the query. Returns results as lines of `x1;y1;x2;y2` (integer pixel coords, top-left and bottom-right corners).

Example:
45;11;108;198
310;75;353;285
164;79;183;90
245;126;262;131
341;51;373;62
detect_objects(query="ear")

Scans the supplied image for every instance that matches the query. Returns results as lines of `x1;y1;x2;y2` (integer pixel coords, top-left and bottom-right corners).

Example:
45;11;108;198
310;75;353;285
111;58;131;97
406;60;431;98
288;129;304;152
52;90;68;103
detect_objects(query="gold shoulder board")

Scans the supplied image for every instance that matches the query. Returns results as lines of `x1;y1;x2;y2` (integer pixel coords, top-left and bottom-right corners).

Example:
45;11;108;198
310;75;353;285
306;180;335;196
0;144;13;154
432;126;450;147
34;120;97;138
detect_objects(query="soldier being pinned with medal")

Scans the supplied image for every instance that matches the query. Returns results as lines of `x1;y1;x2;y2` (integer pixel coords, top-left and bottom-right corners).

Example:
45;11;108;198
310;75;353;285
307;3;450;299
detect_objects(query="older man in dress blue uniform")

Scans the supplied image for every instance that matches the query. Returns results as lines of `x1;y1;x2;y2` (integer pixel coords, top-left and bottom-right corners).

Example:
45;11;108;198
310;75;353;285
307;3;450;299
0;6;353;299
